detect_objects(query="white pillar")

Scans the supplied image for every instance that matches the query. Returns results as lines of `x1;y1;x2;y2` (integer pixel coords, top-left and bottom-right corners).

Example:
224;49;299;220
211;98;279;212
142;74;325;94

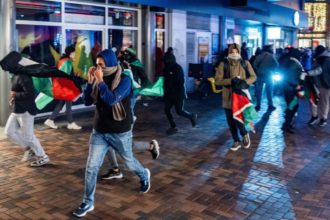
0;0;16;126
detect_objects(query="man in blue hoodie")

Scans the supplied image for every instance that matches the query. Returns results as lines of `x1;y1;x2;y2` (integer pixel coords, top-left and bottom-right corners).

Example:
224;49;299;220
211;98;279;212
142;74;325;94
72;49;151;218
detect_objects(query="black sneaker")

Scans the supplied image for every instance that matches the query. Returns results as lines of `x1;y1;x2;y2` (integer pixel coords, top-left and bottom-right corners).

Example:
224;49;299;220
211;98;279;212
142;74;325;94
72;203;94;218
140;168;151;193
166;127;178;135
318;118;327;127
149;140;160;160
230;142;242;151
101;168;123;180
268;105;276;111
191;113;198;127
281;124;294;134
308;116;318;126
242;133;251;149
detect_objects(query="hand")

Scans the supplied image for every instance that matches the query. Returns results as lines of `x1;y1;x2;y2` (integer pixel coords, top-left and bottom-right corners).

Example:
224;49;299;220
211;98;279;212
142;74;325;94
10;91;16;98
300;72;307;81
94;65;104;84
87;66;96;84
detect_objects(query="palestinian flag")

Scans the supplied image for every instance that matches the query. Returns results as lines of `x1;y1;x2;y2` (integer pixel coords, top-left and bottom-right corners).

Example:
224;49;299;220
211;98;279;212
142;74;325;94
0;51;81;110
135;77;164;97
304;77;319;108
122;69;164;97
232;90;257;133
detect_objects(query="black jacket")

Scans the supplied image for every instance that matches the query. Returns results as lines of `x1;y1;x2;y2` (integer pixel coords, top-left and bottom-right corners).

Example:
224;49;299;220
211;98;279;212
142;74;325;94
163;55;186;100
11;74;37;115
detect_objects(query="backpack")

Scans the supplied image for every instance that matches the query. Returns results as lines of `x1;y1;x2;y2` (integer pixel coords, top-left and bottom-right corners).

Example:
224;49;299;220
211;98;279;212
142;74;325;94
223;58;250;79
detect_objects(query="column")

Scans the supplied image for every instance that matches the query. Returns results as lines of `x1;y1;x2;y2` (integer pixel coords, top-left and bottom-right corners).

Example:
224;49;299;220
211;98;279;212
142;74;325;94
0;0;16;126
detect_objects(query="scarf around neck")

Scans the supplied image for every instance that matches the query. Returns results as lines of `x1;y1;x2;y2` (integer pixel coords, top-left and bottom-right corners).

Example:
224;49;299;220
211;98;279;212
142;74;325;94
91;65;127;121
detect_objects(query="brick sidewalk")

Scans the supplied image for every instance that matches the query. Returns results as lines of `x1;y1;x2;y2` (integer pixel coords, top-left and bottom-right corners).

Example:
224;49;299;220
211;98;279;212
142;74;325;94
0;95;330;220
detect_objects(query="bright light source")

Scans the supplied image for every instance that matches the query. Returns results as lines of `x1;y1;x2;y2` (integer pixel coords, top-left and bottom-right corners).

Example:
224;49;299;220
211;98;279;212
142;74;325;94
273;73;282;81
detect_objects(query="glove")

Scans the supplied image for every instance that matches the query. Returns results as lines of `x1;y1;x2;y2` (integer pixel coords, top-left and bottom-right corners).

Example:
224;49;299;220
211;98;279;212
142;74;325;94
300;72;307;81
231;77;249;90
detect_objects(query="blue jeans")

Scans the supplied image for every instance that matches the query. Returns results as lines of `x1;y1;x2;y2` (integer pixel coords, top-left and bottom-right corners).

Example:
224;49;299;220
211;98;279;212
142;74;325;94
83;129;148;206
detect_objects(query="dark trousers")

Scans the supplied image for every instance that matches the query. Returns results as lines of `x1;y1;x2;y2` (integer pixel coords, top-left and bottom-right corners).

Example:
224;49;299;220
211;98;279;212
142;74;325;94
224;108;247;142
283;88;299;127
164;98;193;128
255;76;274;107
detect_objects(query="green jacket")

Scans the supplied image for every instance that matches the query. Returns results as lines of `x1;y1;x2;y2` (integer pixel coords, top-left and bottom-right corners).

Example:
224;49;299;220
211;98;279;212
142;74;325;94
215;59;256;109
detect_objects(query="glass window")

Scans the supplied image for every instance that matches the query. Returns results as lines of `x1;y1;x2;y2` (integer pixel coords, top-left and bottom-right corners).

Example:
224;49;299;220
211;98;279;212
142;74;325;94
16;25;62;66
66;29;103;79
16;0;61;22
65;3;105;25
108;8;137;27
108;29;137;52
156;14;165;29
68;0;105;3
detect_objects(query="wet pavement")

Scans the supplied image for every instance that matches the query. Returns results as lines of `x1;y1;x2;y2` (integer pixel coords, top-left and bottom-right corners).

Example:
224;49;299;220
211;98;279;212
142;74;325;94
0;93;330;220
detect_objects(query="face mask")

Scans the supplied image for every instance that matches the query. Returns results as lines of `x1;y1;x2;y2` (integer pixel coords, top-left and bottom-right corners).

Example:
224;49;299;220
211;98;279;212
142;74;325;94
228;53;241;60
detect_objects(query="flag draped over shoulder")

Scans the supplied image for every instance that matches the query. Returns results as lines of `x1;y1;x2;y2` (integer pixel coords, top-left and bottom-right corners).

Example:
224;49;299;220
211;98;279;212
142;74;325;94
232;90;257;132
0;51;81;110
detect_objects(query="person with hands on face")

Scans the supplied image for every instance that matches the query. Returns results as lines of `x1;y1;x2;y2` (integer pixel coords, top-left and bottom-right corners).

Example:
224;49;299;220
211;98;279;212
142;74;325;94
73;49;151;218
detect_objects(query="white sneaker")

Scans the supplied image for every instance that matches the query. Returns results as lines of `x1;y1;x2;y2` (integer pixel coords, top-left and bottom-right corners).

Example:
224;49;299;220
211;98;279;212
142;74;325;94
21;149;35;162
44;119;58;129
30;155;50;167
67;122;82;130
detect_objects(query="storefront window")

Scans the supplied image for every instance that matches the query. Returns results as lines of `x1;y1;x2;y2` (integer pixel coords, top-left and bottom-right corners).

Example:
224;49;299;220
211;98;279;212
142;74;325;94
65;3;105;25
156;14;165;29
109;29;137;52
16;25;61;66
16;0;61;22
108;8;137;27
66;29;103;79
68;0;105;3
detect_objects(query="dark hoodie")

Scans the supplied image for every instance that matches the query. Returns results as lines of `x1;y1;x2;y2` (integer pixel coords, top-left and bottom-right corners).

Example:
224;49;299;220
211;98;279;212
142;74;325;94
84;49;132;133
163;53;186;100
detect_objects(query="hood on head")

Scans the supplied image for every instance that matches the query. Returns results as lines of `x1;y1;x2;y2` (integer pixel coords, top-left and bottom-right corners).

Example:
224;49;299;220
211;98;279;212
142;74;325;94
97;49;118;67
0;51;22;73
228;43;241;55
164;53;176;65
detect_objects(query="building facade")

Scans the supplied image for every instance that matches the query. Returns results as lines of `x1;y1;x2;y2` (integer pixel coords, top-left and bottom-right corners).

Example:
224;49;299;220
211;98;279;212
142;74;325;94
0;0;308;126
298;0;330;48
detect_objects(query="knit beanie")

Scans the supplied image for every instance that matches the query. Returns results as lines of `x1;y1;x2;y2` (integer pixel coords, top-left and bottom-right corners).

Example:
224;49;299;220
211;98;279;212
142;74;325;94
125;47;137;56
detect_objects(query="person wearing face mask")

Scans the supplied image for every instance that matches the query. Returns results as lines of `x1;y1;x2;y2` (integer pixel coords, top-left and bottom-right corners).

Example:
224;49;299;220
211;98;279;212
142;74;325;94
215;43;256;151
44;45;82;130
72;49;151;218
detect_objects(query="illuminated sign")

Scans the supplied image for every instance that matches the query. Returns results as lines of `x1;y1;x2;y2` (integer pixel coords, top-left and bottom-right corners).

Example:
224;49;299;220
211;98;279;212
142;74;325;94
293;11;300;26
304;2;327;32
298;33;326;38
267;27;282;39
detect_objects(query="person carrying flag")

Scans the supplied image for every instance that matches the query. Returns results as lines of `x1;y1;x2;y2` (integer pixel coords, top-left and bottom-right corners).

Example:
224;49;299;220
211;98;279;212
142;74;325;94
279;47;305;134
0;52;50;167
44;45;82;130
215;43;256;151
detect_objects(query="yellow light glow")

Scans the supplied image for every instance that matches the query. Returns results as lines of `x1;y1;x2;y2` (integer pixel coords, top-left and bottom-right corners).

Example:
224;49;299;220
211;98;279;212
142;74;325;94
304;3;327;32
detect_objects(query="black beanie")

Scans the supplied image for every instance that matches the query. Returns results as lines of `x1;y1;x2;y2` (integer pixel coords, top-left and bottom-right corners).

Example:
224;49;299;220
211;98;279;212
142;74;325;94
65;45;75;56
315;45;326;57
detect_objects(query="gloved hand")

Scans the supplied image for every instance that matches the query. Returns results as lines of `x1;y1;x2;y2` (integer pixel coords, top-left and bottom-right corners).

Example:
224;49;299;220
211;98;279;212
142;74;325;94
232;77;249;90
